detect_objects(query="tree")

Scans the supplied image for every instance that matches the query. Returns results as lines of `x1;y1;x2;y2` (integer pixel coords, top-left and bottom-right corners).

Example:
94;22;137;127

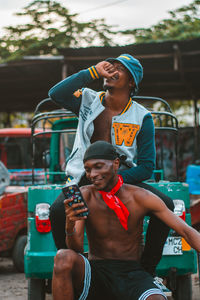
0;0;117;62
120;0;200;43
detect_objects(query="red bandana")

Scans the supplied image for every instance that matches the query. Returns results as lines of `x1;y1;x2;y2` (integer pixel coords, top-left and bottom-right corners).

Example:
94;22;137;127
98;175;129;230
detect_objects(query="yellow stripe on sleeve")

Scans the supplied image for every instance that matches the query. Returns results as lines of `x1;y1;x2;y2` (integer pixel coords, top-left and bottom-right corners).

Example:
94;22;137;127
88;67;95;79
91;66;99;79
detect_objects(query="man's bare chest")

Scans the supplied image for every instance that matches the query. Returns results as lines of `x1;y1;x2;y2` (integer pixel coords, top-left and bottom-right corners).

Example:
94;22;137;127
87;192;146;230
91;109;115;143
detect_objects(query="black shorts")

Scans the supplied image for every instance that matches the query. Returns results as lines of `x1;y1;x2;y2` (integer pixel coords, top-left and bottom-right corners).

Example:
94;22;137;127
78;257;167;300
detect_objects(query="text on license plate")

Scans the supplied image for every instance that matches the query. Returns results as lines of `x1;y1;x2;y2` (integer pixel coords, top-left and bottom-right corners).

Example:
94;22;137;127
163;237;182;255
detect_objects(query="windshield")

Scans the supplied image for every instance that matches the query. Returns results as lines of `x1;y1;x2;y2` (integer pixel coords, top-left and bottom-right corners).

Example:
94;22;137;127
0;136;50;185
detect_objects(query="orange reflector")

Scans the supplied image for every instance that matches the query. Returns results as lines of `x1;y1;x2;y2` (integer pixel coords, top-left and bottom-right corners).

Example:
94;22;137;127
182;238;191;251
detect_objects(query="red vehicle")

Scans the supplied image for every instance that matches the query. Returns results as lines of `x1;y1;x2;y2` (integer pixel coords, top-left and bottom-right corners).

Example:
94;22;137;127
0;128;50;272
0;184;27;272
0;128;50;185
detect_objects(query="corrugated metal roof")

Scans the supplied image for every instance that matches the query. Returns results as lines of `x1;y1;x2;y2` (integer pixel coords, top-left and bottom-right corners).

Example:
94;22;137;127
0;38;199;112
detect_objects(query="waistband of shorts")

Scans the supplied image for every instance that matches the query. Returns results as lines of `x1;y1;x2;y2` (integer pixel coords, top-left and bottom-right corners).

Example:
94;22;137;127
89;259;140;264
89;259;142;269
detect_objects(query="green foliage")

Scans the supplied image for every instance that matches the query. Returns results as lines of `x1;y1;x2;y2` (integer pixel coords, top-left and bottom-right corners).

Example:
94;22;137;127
0;0;200;62
0;0;117;62
121;0;200;43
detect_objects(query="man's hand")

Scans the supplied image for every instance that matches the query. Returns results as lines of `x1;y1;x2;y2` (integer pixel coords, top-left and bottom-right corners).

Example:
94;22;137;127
95;61;118;79
64;198;88;233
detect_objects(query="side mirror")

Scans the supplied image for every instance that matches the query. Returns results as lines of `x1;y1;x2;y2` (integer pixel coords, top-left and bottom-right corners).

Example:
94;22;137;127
42;150;50;168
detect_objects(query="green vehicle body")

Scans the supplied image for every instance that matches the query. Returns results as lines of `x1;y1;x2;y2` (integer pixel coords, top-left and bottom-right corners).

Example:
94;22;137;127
24;98;197;300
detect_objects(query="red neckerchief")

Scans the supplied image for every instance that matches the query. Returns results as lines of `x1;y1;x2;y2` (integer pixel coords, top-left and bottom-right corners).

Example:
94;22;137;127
98;175;129;230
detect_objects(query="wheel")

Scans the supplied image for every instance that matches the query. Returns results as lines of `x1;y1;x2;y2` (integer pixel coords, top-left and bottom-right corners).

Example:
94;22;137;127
12;235;27;272
28;278;45;300
173;274;192;300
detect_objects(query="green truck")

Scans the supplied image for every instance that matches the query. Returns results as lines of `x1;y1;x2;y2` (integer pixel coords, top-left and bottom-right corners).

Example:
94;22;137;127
24;97;197;300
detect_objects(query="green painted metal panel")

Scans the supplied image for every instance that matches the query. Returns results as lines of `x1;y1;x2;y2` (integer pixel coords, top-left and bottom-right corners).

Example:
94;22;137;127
25;253;55;278
157;250;197;277
28;185;63;212
148;181;190;208
27;218;57;252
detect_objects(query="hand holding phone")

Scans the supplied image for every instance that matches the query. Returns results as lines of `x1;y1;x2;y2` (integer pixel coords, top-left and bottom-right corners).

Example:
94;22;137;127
62;184;89;217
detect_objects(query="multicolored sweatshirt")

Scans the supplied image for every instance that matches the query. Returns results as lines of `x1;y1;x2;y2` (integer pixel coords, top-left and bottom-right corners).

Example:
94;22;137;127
48;66;155;184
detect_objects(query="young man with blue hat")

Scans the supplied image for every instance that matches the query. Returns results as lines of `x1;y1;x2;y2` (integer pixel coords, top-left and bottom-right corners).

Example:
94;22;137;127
105;54;143;94
48;53;174;295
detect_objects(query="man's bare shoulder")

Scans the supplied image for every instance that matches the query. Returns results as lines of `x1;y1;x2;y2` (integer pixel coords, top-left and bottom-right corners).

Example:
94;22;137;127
123;183;164;213
80;185;97;198
122;183;154;202
123;183;150;194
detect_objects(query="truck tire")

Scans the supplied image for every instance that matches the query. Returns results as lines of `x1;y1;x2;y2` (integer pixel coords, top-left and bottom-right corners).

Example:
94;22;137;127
12;235;27;272
173;274;192;300
28;278;45;300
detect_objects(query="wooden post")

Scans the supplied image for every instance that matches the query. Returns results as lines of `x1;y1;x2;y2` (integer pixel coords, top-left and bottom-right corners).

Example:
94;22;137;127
62;62;68;80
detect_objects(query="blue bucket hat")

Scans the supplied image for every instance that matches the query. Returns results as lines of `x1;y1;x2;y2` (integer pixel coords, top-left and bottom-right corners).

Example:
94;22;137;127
106;54;143;93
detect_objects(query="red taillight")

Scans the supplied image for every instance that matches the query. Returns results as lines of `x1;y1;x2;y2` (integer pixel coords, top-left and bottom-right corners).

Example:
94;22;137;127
35;203;51;233
173;200;186;221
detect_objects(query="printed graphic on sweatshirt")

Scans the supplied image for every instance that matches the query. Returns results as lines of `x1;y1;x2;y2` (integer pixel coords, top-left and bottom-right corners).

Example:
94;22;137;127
113;123;140;147
79;105;92;121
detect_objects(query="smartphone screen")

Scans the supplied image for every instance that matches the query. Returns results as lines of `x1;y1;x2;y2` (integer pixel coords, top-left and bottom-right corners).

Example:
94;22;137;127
62;184;89;217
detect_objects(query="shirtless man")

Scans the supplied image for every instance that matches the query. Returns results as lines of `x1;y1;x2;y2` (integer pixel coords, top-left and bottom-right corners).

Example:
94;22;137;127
49;53;174;279
52;141;200;300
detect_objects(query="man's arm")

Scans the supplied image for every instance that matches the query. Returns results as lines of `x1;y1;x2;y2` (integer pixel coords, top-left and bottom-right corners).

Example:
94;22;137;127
64;199;87;253
141;191;200;252
48;61;117;115
118;114;155;183
48;67;100;115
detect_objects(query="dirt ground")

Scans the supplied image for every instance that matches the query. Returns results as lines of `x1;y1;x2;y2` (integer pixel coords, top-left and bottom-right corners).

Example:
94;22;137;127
0;257;199;300
0;257;52;300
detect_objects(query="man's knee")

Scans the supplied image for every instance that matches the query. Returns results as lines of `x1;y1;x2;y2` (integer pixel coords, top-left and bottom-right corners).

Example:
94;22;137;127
54;249;77;276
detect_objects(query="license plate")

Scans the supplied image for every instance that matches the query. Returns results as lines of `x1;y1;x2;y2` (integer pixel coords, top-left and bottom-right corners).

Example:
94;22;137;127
163;237;182;255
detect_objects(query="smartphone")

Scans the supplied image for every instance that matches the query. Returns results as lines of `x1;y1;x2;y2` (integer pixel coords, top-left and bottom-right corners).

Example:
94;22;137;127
62;184;89;217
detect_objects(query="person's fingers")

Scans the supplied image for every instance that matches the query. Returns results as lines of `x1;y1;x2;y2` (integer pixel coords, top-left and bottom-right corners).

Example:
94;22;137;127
104;70;118;78
64;198;75;215
95;61;120;79
104;63;115;72
65;200;88;220
64;198;73;206
68;207;88;221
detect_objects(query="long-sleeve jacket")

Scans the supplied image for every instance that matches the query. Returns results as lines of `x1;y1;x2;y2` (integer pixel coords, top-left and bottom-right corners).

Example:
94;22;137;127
48;67;156;184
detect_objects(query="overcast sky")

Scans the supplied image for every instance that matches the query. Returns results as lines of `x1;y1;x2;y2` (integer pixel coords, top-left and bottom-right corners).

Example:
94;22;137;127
0;0;193;36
